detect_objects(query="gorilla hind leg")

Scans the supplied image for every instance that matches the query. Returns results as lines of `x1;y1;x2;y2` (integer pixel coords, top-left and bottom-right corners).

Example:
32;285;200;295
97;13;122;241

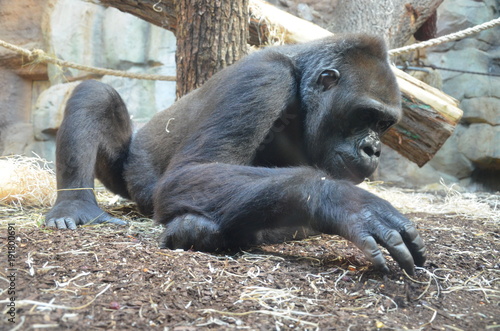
45;80;132;229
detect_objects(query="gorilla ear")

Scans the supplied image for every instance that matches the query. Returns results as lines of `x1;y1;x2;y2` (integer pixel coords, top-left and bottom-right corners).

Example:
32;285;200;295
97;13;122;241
318;69;340;91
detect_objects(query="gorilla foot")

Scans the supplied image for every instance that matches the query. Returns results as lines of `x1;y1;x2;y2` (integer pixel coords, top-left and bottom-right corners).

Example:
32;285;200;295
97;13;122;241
45;199;127;230
159;214;224;251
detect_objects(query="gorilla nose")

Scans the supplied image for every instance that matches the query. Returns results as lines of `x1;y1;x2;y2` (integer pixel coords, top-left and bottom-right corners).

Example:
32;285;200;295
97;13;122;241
360;138;381;158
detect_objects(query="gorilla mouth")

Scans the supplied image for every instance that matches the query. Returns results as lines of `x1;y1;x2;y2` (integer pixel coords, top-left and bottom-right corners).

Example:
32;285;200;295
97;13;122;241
328;153;378;184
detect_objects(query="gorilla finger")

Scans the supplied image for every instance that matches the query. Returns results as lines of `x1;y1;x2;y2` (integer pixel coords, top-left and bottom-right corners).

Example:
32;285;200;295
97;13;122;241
67;219;78;230
380;229;416;276
356;236;390;274
45;218;56;228
89;217;128;226
56;218;68;229
387;215;427;267
400;224;426;267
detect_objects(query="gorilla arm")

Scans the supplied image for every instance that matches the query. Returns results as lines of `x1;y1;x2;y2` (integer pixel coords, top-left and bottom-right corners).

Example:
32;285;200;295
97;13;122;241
155;163;426;275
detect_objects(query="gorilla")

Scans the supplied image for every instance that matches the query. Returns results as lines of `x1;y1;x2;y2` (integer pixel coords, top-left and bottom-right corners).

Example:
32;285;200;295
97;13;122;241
45;34;426;275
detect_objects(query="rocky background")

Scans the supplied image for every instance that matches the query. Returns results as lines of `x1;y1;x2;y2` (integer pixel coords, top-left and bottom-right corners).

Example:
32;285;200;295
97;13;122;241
0;0;499;191
377;0;500;191
0;0;176;160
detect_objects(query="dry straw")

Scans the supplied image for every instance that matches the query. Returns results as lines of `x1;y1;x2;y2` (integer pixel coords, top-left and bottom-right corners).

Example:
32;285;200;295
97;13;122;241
360;180;500;223
0;155;56;207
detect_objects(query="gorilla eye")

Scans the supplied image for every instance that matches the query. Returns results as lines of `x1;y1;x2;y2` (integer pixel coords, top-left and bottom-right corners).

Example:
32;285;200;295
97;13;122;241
318;69;340;91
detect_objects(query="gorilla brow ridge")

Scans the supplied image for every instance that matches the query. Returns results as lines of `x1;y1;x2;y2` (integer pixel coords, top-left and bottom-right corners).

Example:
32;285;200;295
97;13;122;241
336;34;388;61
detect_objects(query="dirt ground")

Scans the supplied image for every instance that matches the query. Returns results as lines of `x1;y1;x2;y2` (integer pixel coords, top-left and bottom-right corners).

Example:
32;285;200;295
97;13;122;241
0;185;499;330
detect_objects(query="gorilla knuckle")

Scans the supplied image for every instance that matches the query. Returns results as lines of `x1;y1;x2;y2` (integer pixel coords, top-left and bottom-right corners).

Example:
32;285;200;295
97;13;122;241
383;229;404;247
399;221;418;237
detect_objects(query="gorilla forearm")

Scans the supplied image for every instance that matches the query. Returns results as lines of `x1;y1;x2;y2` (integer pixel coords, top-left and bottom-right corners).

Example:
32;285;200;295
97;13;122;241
154;164;319;227
155;163;424;274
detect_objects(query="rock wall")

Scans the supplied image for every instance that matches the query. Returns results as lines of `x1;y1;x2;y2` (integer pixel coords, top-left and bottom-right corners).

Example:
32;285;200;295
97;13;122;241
0;0;49;155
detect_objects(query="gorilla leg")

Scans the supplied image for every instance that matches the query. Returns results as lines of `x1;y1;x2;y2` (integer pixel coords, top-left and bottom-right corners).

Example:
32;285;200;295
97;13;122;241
45;80;132;229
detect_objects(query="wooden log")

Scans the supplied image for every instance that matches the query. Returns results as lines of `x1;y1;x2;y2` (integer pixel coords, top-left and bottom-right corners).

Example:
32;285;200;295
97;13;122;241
97;0;463;166
248;0;332;45
385;70;462;166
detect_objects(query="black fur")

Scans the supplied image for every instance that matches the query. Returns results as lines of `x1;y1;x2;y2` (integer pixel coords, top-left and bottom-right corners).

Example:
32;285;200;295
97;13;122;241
46;34;426;275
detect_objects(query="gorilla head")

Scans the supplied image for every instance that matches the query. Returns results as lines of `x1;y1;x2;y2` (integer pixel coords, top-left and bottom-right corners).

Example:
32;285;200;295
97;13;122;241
297;35;401;183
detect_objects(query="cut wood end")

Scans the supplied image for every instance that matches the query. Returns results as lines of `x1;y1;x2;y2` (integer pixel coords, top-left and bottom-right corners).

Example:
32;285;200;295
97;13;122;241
249;0;333;44
393;67;463;124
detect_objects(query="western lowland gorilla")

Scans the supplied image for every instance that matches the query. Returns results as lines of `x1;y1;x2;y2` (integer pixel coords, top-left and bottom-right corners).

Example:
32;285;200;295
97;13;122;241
45;34;426;275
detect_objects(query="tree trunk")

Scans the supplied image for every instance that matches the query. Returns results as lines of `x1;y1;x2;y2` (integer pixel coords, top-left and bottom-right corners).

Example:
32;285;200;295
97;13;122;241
327;0;443;48
175;0;248;98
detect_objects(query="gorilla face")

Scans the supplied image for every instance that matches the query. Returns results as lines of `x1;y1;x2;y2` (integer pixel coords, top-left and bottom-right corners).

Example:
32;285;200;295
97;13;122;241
301;39;401;183
323;98;400;183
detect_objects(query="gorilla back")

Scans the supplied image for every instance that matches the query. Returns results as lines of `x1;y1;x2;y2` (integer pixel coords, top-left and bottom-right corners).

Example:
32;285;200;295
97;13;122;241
46;34;426;276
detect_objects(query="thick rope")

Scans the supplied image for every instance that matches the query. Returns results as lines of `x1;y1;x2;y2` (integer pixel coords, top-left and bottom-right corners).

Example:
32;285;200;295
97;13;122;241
1;17;499;79
389;17;500;56
0;39;175;81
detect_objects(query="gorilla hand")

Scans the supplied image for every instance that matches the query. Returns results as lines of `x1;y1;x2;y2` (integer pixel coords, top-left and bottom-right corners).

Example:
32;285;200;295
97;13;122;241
313;181;426;275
